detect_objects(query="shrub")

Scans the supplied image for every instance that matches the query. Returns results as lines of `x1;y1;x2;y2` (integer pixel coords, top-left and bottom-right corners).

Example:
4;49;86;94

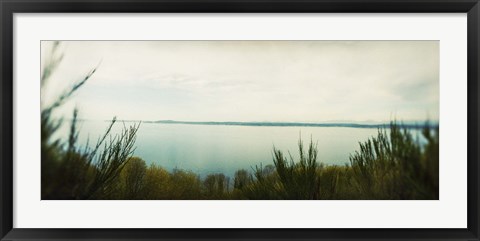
233;169;251;190
41;41;140;200
204;173;230;199
168;169;203;199
272;139;320;199
143;164;172;199
121;157;147;199
349;122;439;199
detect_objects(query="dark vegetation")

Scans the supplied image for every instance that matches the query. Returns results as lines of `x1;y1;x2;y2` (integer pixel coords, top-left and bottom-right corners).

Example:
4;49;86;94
41;42;439;200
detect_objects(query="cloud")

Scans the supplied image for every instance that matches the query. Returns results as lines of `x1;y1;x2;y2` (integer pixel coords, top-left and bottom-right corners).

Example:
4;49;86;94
42;41;439;122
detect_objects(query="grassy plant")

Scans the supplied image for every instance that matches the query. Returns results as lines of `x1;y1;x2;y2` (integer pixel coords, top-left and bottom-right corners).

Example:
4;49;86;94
270;139;320;199
349;122;439;199
237;122;439;200
44;121;437;200
241;164;281;200
41;41;140;200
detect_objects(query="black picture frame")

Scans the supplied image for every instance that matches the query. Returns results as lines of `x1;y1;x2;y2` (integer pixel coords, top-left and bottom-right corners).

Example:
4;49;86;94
1;0;479;240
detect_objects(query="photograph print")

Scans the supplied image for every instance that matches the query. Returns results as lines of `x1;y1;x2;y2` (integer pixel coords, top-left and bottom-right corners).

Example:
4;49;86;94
41;41;439;200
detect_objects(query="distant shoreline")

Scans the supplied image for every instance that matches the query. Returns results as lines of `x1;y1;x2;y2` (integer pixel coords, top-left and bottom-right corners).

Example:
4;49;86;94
71;119;438;129
140;120;437;129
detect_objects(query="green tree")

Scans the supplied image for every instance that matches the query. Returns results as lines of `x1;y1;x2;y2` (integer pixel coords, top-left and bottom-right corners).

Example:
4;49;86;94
122;157;147;199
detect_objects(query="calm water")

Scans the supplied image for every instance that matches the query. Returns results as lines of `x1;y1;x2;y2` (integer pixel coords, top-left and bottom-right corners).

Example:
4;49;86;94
62;121;393;177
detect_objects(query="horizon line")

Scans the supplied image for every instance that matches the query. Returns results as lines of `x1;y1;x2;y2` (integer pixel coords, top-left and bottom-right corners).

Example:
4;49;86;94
87;119;439;129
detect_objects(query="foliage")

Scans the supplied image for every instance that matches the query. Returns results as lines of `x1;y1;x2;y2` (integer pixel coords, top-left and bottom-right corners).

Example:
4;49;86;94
41;42;140;200
236;122;439;200
44;117;439;200
349;122;439;199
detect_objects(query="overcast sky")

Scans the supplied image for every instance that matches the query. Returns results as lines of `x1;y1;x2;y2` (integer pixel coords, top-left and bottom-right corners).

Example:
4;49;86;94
41;41;439;123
